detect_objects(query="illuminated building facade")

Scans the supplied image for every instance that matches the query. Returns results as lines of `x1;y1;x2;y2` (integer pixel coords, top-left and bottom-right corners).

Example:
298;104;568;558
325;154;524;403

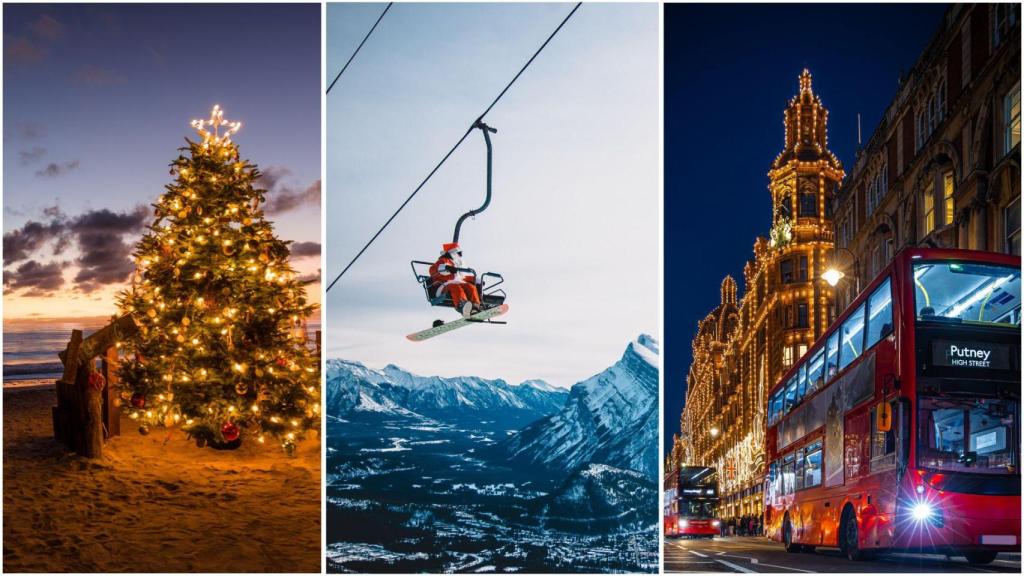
679;70;843;521
834;4;1020;310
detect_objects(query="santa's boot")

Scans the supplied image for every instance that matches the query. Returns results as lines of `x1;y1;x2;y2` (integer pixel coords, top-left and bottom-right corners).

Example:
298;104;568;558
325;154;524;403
460;301;473;318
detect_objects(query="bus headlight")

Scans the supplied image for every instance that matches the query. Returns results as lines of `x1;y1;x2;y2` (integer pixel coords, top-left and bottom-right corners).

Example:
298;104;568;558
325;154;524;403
907;500;944;527
712;520;721;527
911;502;934;522
679;519;689;528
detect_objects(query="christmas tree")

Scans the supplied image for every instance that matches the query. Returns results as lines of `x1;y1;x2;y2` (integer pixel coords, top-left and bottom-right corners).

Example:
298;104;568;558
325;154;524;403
117;105;320;453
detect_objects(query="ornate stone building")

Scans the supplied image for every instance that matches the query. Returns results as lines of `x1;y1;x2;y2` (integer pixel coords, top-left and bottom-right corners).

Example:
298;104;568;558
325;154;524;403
679;70;842;521
834;4;1020;309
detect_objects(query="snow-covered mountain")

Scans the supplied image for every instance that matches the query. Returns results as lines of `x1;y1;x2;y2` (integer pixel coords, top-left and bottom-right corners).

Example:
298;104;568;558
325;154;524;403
530;463;658;534
499;334;660;480
325;359;569;426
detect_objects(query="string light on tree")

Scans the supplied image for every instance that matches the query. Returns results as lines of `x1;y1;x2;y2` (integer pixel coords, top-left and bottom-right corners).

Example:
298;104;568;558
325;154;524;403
117;104;320;453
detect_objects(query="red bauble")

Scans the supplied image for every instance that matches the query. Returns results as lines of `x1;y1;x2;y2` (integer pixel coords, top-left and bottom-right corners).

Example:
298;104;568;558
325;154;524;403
221;422;240;442
87;372;106;392
130;393;146;408
275;357;288;368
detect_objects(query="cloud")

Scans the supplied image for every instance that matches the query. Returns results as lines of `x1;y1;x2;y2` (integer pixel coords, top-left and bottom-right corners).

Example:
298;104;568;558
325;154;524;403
28;14;64;42
255;166;320;214
4;36;45;64
18;147;46;165
5;14;65;65
35;160;80;178
265;179;321;214
68;206;148;293
290;241;321;258
256;165;293;190
4;206;148;294
7;122;42;141
3;218;68;262
297;269;321;284
4;260;66;295
75;64;126;86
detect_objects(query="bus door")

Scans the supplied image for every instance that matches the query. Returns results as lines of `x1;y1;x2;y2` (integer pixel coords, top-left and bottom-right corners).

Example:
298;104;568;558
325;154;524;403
863;398;902;548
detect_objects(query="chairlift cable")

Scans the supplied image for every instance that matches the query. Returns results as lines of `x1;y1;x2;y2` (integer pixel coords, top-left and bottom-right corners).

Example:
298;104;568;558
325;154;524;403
326;2;582;292
327;2;393;95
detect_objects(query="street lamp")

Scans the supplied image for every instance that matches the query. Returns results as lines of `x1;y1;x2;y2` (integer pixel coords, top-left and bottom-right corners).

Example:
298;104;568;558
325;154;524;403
822;247;861;294
821;268;845;286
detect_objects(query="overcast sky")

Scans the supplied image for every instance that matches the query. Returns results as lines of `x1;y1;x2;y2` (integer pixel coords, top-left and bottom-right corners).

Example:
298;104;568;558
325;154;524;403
3;4;321;321
325;3;659;387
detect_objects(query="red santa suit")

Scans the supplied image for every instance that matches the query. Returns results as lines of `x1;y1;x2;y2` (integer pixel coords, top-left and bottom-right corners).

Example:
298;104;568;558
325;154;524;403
429;242;480;312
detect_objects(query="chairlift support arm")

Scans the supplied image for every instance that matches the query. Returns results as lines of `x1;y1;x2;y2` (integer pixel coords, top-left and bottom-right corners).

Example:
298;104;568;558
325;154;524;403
453;121;497;244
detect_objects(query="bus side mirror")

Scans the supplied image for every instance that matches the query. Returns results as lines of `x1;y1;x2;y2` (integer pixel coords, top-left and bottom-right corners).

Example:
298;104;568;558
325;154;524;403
877;401;892;432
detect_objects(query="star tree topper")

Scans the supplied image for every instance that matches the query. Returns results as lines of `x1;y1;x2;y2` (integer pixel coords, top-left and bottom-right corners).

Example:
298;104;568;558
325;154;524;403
190;104;242;147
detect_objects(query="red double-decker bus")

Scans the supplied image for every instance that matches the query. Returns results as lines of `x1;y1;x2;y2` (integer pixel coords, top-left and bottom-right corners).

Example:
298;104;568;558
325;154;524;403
664;466;721;538
764;248;1020;564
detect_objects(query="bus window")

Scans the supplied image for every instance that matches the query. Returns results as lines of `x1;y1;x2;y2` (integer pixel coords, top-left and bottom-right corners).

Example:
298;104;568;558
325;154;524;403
866;277;893;349
770;387;778;424
784;377;798;414
795;447;805;491
839;303;866;371
782;454;795;495
797;364;808;401
803;441;823;488
913;262;1021;325
806;348;824;394
825;331;839;379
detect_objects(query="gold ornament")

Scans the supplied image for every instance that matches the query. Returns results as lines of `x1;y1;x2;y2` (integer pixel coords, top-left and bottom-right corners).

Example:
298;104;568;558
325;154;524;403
147;309;157;318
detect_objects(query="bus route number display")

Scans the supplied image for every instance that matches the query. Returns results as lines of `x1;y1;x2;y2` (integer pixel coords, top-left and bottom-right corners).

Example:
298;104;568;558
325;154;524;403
932;341;1011;370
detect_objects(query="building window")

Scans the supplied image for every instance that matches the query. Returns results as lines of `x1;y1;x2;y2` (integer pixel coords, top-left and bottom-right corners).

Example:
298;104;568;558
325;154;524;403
797;343;808;360
897;121;905;175
1007;195;1021;255
866;159;889;216
961;23;972;89
798;255;808;282
993;3;1020;50
780;259;794;284
943;171;955;226
922;182;935;235
782;346;794;368
796;303;809;329
799;192;817;217
1005;82;1021;155
916;108;927;152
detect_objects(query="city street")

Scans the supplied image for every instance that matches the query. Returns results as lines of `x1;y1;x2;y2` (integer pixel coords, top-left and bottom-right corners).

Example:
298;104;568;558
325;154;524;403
665;536;1022;573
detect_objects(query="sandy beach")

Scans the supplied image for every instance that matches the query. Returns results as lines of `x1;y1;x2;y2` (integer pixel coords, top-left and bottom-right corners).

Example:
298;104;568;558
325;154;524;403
3;387;321;573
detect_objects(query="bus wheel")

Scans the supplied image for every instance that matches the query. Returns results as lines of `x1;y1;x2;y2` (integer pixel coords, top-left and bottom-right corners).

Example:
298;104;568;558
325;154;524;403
783;517;801;553
963;551;998;565
840;507;874;561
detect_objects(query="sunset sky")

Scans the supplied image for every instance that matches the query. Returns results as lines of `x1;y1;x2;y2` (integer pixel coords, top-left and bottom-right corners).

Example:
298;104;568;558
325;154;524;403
3;4;321;322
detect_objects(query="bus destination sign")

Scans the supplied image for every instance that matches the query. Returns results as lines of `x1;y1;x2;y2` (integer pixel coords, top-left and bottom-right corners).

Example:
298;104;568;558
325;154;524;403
932;340;1011;370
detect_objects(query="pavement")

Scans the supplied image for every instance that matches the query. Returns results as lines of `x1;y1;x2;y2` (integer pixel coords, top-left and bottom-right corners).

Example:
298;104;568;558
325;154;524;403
664;536;1022;573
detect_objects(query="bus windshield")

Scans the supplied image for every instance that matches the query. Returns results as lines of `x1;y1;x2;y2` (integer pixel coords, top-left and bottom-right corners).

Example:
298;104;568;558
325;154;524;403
679;497;718;519
918;396;1019;475
913;262;1021;326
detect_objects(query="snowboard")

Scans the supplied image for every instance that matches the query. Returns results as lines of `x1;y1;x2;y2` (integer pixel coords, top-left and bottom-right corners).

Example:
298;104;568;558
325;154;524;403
406;304;509;342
